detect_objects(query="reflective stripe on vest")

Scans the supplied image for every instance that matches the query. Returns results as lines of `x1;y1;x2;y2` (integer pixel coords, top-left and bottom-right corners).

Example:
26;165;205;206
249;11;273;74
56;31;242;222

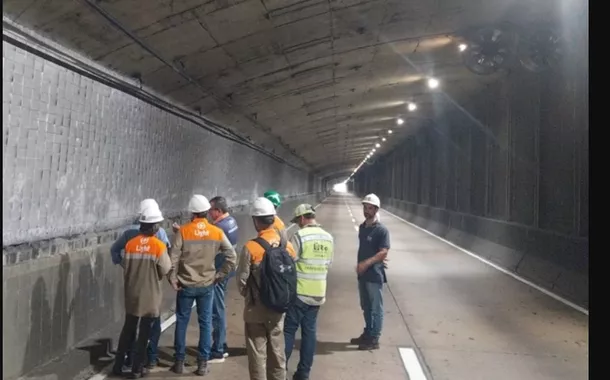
296;226;333;298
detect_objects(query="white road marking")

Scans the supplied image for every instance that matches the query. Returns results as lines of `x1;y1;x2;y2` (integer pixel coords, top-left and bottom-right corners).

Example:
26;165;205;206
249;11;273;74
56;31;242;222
89;200;327;380
399;348;428;380
382;208;589;316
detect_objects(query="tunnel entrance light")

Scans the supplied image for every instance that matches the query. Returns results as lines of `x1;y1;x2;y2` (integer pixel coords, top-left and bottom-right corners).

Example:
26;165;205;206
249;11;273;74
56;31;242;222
407;102;417;112
458;43;468;52
427;78;440;89
396;118;404;125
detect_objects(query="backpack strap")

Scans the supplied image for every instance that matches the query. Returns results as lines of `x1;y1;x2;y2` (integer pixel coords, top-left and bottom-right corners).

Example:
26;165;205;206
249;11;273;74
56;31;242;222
253;237;272;251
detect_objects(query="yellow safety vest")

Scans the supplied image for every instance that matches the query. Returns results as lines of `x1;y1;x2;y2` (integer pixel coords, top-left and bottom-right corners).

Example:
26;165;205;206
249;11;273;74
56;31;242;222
295;226;334;299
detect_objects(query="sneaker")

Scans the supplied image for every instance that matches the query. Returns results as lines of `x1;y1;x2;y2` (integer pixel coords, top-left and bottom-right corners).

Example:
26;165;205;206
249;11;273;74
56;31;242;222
145;360;157;370
223;352;229;359
358;337;380;351
171;360;185;374
350;333;369;345
195;360;209;376
208;352;226;364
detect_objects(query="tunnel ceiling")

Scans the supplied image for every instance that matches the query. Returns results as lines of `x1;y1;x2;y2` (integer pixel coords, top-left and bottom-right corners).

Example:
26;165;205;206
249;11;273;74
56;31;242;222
3;0;559;176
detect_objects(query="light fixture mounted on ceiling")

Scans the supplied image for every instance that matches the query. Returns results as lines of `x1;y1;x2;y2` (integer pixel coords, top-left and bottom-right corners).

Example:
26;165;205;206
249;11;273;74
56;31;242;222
397;118;404;125
427;78;440;89
382;137;386;141
388;129;393;134
375;143;381;148
458;43;468;52
407;102;417;111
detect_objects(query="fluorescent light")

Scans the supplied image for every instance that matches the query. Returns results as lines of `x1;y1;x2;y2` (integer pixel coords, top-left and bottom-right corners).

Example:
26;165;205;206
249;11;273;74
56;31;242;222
388;129;393;134
427;78;439;89
397;118;404;125
458;43;468;52
407;102;417;111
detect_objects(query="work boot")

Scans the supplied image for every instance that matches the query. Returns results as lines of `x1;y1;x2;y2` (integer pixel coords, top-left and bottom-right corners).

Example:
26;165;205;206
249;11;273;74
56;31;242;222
195;360;209;376
350;332;369;345
171;360;185;374
293;371;310;380
358;336;380;351
127;366;149;379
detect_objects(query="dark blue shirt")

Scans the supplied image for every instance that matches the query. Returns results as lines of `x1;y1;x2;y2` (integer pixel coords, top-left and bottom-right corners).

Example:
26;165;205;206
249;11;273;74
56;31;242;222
214;214;239;272
357;221;390;283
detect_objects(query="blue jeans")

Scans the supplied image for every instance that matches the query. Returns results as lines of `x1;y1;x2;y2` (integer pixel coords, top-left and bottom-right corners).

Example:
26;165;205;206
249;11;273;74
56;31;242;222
358;280;384;338
284;298;320;377
125;317;161;365
173;286;214;361
211;276;229;355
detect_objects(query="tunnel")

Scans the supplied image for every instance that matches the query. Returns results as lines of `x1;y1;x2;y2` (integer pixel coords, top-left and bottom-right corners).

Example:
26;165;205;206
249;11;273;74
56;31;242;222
2;0;588;379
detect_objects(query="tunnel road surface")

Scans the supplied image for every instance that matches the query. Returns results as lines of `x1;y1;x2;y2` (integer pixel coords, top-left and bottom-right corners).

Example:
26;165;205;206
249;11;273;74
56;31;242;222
142;194;588;380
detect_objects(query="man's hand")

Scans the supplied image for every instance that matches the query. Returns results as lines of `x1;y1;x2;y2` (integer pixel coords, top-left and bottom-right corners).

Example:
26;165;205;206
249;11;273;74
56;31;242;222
383;257;389;269
169;278;181;291
356;261;369;275
172;222;180;233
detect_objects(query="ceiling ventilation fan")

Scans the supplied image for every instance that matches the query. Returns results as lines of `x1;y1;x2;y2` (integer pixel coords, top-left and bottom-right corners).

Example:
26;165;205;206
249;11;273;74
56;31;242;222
461;25;517;75
517;26;563;72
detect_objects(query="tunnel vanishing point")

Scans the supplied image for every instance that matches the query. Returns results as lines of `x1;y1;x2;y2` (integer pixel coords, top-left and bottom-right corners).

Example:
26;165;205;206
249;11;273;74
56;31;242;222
3;0;587;379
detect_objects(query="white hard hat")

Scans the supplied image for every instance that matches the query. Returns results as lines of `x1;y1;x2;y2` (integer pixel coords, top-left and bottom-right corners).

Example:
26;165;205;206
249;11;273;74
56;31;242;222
188;194;211;213
362;193;381;208
138;198;159;215
251;197;276;216
139;205;164;223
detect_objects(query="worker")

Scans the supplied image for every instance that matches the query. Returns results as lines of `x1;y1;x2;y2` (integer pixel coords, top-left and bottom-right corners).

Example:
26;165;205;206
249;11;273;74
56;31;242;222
110;198;170;370
237;197;298;380
168;195;237;376
263;190;286;237
208;196;239;363
284;204;334;380
111;205;171;379
350;194;390;350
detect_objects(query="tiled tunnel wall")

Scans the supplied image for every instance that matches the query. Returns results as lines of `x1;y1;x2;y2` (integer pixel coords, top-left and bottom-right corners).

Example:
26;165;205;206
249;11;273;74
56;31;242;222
2;40;324;379
353;31;588;308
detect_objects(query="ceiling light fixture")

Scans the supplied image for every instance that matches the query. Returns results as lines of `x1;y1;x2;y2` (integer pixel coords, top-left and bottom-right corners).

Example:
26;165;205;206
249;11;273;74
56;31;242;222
427;78;440;89
382;137;386;142
375;143;381;148
458;43;468;52
407;102;417;112
397;118;404;125
388;129;393;134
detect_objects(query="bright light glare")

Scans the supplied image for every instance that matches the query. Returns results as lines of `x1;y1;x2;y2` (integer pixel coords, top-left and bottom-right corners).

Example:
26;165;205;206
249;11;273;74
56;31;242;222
427;78;440;89
382;137;386;141
333;182;348;193
458;43;468;52
388;129;393;134
397;118;404;125
375;143;381;148
372;148;376;152
407;102;417;111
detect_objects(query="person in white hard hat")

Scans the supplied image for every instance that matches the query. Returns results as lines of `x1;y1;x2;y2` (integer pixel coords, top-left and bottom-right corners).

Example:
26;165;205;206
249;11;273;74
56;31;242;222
112;205;171;379
109;198;171;371
349;193;390;351
168;195;237;376
236;197;297;380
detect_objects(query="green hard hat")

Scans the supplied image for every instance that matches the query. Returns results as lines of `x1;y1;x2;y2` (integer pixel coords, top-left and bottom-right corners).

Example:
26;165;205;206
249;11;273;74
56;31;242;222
263;190;282;208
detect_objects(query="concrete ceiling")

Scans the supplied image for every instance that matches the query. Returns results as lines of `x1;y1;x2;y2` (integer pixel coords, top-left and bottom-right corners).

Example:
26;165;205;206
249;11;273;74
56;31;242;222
3;0;561;177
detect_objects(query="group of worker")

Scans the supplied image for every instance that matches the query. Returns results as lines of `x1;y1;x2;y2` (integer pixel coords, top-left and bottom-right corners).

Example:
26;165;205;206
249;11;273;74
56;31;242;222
109;190;390;380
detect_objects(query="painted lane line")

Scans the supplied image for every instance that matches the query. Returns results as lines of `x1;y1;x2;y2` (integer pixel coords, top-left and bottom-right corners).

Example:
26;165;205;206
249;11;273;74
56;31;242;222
399;348;428;380
381;208;589;316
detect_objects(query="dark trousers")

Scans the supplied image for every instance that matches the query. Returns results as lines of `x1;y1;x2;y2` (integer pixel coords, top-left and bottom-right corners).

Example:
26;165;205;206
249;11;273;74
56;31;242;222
125;317;161;365
114;314;156;373
284;298;320;378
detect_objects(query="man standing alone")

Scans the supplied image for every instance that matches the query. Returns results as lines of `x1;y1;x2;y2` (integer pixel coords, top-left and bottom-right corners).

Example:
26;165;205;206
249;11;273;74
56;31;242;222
208;196;239;363
284;204;334;380
350;194;390;351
